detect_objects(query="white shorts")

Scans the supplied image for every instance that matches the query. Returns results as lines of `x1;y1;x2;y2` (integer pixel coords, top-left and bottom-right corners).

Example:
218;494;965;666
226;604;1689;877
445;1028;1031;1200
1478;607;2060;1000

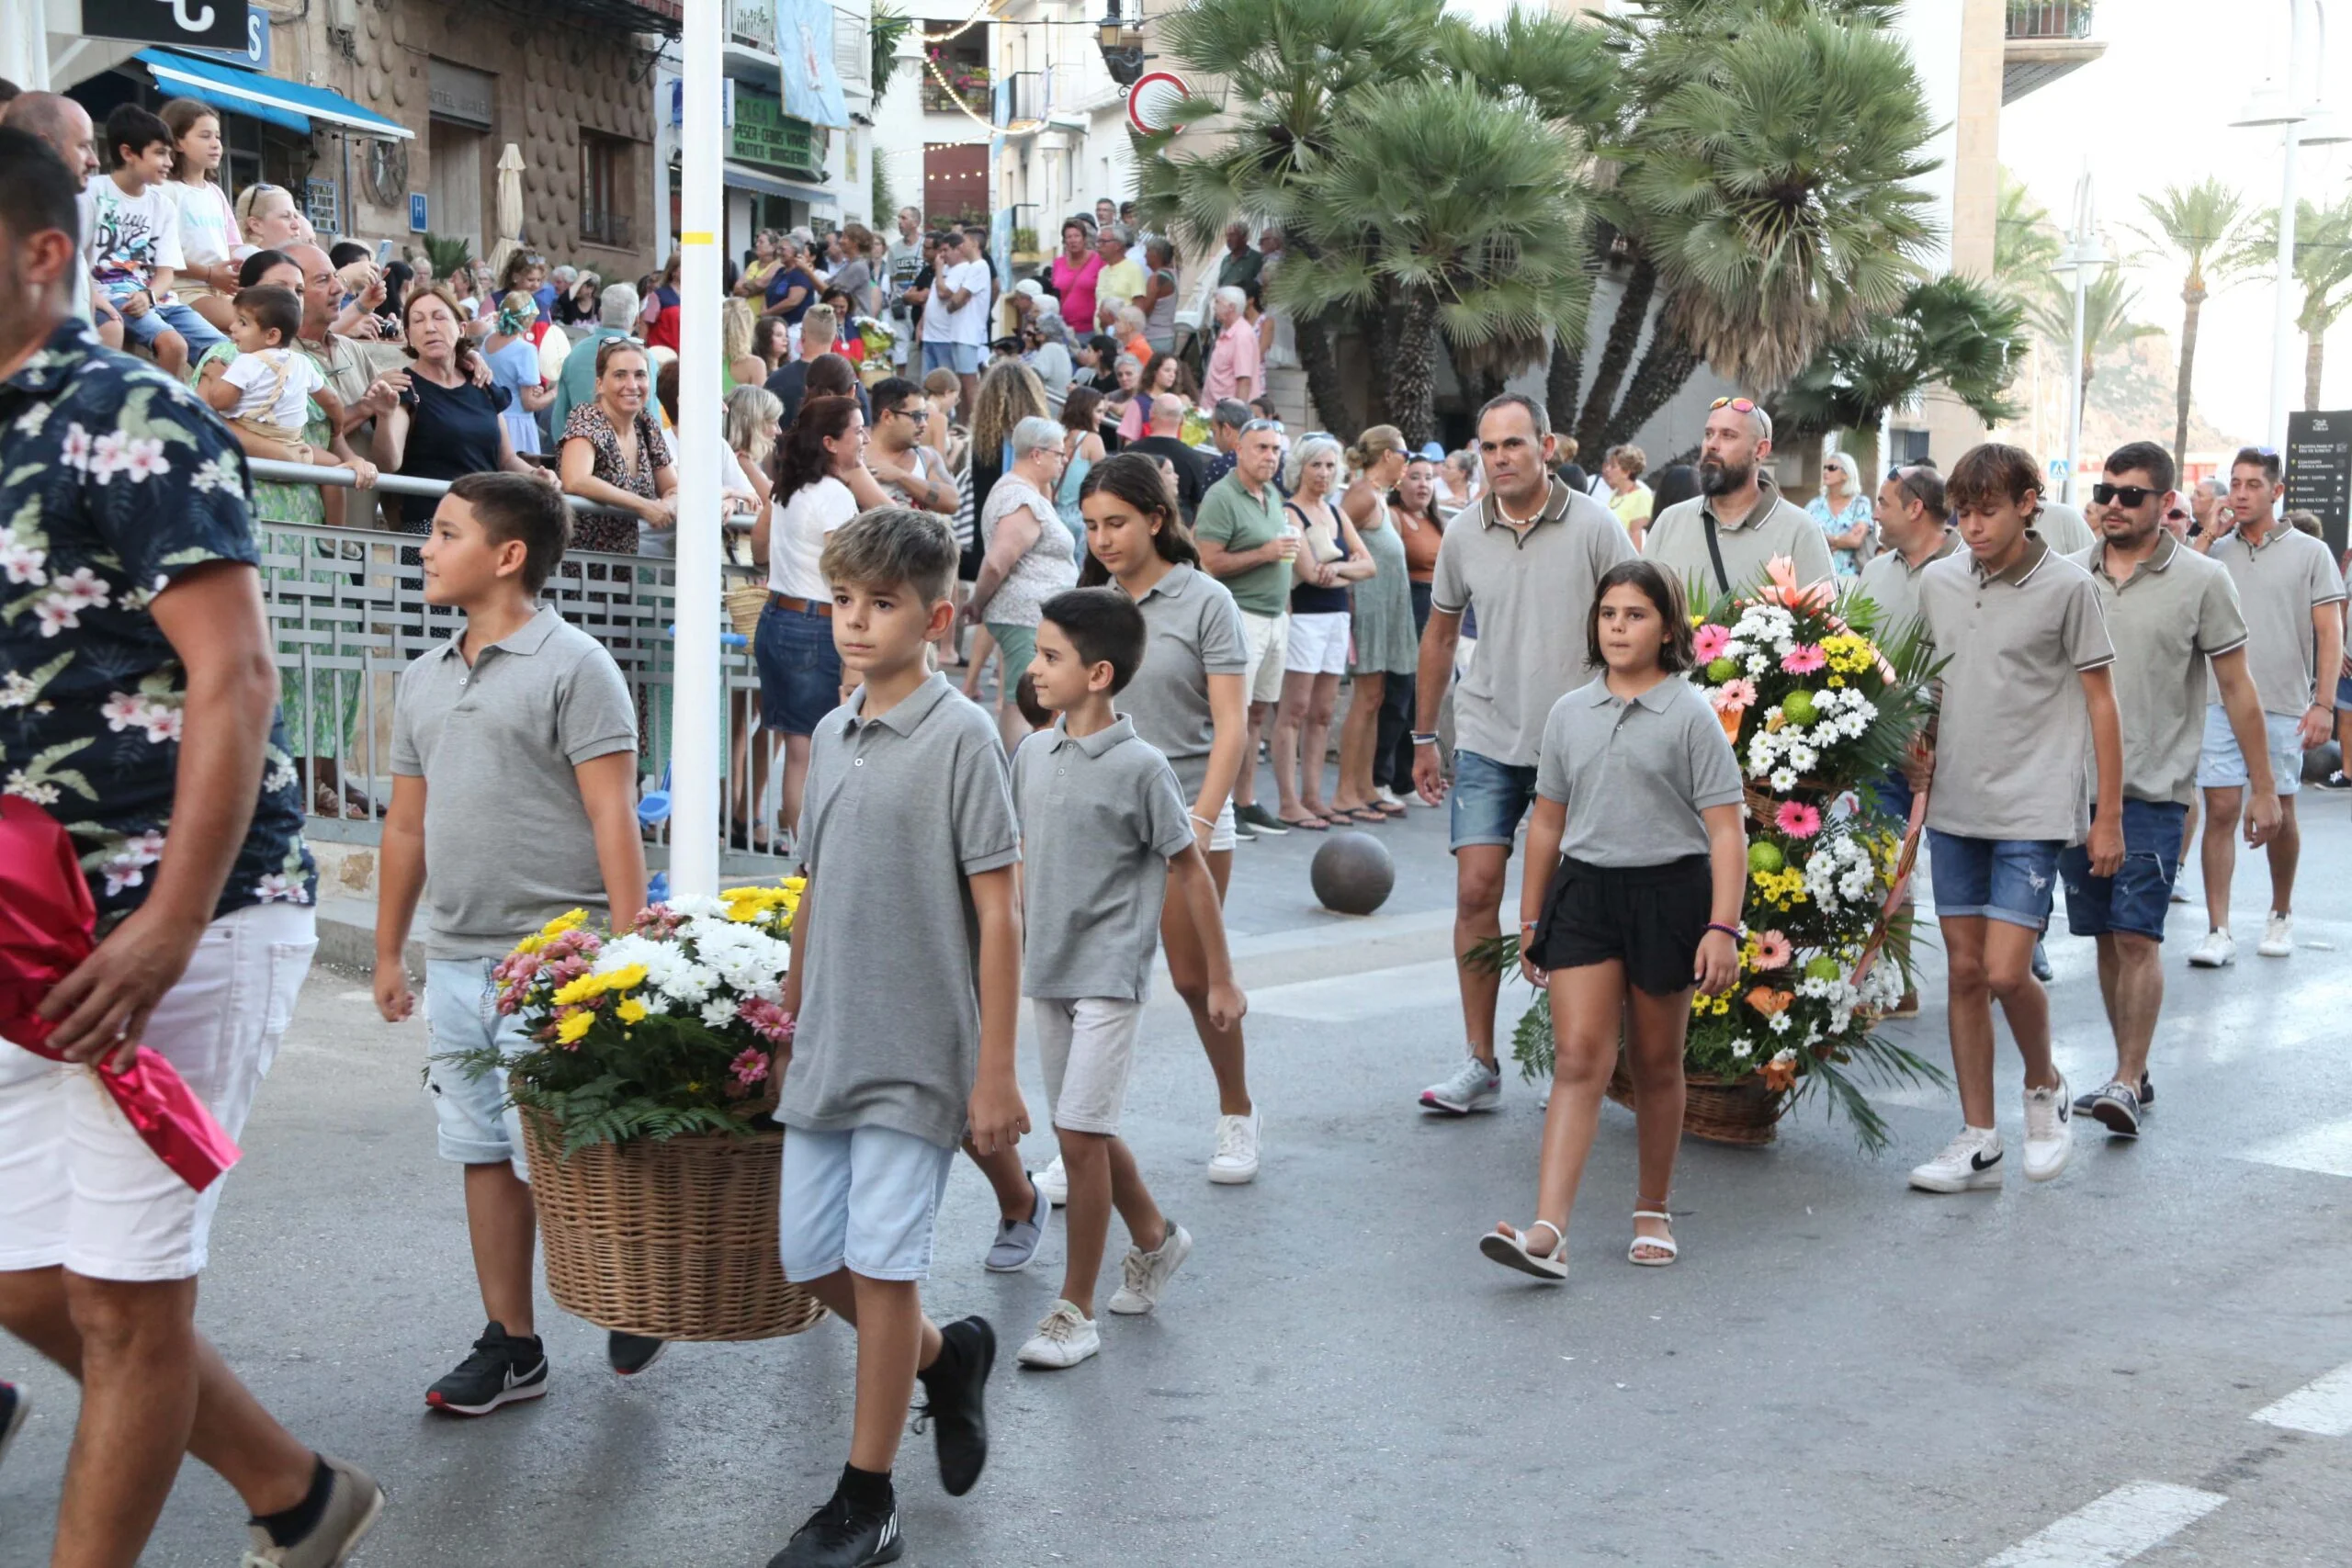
1033;996;1146;1135
1285;610;1351;676
0;903;316;1282
2197;703;2304;797
1205;796;1237;853
1239;608;1289;705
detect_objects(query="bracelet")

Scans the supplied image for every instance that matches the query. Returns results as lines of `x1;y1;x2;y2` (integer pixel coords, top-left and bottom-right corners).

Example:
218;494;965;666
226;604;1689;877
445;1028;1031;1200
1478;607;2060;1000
1705;922;1741;940
1189;812;1216;829
1410;732;1440;746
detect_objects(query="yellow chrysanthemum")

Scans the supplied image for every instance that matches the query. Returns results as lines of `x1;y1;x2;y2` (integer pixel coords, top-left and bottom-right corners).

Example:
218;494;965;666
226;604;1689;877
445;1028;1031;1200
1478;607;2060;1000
551;974;608;1008
600;963;649;993
556;1010;594;1043
540;908;588;939
616;997;648;1025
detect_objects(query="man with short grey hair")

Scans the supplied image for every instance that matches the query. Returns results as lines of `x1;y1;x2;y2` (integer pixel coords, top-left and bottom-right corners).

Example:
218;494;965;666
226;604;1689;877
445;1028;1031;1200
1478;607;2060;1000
1204;398;1252;488
1644;396;1834;596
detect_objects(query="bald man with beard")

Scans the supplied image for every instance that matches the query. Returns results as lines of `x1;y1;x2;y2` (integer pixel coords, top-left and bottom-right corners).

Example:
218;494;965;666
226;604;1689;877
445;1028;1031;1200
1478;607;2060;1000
2;91;116;344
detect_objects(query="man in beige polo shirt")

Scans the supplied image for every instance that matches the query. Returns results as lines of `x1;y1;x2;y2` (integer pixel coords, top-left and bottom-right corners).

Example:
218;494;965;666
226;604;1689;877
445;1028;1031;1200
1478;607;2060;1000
1643;397;1835;600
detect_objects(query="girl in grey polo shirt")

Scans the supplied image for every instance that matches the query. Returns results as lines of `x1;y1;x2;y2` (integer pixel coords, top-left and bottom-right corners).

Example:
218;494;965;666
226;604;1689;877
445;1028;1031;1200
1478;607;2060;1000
1483;561;1747;1283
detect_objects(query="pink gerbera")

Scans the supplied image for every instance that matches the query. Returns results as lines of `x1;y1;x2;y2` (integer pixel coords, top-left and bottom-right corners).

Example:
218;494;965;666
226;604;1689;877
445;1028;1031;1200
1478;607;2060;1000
1693;625;1731;664
1710;677;1758;714
729;1047;771;1087
1753;930;1794;970
1781;643;1827;675
1775;800;1823;839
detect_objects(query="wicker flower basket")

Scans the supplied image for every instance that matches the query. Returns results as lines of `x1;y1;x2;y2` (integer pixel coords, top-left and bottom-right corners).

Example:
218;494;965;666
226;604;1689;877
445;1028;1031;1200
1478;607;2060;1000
1606;1055;1787;1146
522;1109;826;1341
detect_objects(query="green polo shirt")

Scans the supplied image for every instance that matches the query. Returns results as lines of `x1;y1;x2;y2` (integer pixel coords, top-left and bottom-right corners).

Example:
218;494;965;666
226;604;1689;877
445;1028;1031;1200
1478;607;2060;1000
2074;532;2246;806
1193;471;1291;617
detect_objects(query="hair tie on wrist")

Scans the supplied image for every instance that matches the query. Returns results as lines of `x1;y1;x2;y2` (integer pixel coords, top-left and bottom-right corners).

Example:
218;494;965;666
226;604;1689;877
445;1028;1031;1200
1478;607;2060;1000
1705;922;1740;940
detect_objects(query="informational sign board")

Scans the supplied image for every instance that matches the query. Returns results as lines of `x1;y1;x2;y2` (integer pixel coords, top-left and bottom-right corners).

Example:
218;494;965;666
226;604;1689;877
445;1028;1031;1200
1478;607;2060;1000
2285;410;2352;558
410;193;429;233
186;4;270;70
729;84;822;182
303;177;340;235
83;0;246;51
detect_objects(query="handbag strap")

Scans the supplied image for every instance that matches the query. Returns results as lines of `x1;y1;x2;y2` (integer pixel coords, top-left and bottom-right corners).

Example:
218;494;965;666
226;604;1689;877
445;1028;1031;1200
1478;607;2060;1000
1702;513;1731;597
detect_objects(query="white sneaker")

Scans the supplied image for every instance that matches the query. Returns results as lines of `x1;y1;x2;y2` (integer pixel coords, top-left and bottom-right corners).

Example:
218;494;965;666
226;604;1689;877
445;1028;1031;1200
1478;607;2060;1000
1907;1126;2004;1193
1208;1108;1261;1184
2021;1076;2072;1182
1035;1154;1068;1207
1419;1056;1502;1114
2186;928;2235;968
2257;912;2294;957
1107;1222;1193;1315
1015;1301;1100;1370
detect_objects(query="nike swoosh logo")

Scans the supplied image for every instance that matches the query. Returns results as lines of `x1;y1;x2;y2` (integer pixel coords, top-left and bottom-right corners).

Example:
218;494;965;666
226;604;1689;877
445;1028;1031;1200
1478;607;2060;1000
1970;1149;2001;1170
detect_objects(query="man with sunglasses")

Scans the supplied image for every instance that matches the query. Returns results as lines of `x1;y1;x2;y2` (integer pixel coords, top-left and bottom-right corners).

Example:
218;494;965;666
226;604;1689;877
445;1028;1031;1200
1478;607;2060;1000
2063;443;2277;1135
1643;397;1834;599
2185;446;2346;965
865;376;957;514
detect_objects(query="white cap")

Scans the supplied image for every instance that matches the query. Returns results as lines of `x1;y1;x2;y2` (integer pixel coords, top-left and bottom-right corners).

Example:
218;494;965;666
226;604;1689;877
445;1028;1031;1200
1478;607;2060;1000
1014;278;1044;299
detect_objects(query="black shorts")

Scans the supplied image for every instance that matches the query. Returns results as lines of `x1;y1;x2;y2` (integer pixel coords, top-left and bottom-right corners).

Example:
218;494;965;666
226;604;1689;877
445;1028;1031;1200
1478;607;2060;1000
1529;854;1713;997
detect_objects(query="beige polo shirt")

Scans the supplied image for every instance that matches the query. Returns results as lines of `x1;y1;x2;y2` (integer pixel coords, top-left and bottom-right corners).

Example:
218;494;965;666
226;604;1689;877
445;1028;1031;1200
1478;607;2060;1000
2073;533;2246;807
1917;534;2114;842
1534;676;1745;866
1645;475;1837;600
1853;527;1959;645
2036;501;2097;556
1430;478;1635;767
2203;525;2346;716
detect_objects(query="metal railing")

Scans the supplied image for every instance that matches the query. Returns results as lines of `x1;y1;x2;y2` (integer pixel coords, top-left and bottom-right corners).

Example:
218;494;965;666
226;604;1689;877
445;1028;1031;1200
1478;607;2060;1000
243;461;787;880
2007;1;2096;40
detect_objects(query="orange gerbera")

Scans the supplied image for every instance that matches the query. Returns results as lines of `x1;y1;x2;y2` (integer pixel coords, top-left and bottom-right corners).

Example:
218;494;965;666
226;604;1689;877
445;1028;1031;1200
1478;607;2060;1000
1744;986;1794;1017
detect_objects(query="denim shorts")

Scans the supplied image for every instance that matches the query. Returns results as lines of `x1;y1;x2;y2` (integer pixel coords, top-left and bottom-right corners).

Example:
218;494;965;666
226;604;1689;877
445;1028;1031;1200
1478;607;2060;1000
777;1124;957;1283
1927;829;2064;930
113;296;225;355
922;340;981;375
754;598;843;737
1867;767;1915;827
2197;702;2304;797
424;958;533;1176
1449;748;1540;852
2060;798;2188;942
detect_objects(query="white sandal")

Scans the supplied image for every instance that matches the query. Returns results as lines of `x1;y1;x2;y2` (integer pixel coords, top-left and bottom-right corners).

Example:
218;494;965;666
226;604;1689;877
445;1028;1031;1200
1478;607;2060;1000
1479;1219;1568;1281
1627;1209;1679;1267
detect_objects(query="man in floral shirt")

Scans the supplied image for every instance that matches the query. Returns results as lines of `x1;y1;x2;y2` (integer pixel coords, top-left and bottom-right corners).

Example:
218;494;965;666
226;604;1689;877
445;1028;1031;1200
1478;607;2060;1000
0;128;380;1566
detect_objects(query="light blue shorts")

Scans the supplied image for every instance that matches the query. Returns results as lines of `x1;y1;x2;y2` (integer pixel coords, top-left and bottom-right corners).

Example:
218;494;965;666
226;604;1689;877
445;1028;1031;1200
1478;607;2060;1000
778;1124;956;1283
424;958;532;1177
922;340;981;376
112;295;225;355
2196;703;2304;796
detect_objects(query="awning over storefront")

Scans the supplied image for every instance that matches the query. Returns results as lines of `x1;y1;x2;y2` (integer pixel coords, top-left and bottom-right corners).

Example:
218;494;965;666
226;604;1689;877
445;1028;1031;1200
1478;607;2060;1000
723;161;836;209
135;49;415;140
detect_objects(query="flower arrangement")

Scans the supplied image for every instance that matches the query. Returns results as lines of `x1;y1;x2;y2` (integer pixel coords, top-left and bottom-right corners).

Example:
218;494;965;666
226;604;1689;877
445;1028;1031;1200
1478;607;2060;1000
447;884;804;1156
1488;558;1949;1151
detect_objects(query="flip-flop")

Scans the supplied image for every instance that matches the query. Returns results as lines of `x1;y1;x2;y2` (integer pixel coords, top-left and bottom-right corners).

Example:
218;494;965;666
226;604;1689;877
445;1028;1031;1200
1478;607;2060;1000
1341;807;1387;825
1375;799;1408;817
1278;814;1330;832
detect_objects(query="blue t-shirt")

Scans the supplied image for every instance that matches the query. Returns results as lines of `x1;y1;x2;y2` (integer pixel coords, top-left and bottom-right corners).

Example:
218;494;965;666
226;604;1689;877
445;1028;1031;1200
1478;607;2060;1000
765;266;819;323
0;321;316;927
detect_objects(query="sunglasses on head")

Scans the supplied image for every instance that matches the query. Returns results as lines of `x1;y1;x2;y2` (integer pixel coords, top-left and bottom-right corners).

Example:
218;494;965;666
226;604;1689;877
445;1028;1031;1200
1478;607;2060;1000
1242;418;1283;434
2091;482;2161;507
1710;397;1758;413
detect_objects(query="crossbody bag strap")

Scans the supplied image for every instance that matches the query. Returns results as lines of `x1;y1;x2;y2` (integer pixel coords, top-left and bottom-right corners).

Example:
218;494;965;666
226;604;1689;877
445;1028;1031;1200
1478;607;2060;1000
1702;513;1731;598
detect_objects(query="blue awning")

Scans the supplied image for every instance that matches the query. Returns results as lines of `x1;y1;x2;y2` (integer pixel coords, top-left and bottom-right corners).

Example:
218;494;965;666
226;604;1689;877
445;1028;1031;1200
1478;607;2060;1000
723;161;836;209
136;50;415;141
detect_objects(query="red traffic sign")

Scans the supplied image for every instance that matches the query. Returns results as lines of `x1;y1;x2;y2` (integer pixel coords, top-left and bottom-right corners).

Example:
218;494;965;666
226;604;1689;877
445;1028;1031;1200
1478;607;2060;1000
1128;72;1193;135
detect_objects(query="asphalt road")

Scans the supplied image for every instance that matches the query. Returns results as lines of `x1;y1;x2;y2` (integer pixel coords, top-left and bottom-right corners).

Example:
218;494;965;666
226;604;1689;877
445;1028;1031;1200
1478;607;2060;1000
5;788;2350;1566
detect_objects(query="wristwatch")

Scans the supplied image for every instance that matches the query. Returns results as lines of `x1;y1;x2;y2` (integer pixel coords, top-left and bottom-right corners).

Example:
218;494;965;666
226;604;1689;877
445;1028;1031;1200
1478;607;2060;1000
1410;732;1440;747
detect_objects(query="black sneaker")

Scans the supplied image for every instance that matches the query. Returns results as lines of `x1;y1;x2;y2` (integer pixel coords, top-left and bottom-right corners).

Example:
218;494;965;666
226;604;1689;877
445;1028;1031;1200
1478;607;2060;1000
2072;1072;2153;1116
1;1381;27;1468
765;1493;903;1568
425;1322;548;1416
607;1331;668;1375
1233;802;1288;836
2030;941;2053;982
2086;1080;2143;1137
2318;770;2351;791
912;1315;994;1496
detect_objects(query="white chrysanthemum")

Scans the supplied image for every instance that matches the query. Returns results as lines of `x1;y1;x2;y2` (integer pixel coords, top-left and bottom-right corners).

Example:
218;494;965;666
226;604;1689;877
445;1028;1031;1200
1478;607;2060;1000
1731;1039;1754;1059
1769;1012;1792;1033
700;997;740;1029
1770;767;1798;792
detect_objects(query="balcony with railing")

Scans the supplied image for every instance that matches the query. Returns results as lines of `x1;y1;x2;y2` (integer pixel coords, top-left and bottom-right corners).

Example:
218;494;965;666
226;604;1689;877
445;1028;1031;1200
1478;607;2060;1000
2005;3;2103;103
922;63;990;116
995;70;1043;130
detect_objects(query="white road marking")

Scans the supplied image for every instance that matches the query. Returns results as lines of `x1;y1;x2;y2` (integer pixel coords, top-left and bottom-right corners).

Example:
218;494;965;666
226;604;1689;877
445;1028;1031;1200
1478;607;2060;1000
2252;1359;2352;1437
1983;1482;2226;1568
2237;1115;2352;1179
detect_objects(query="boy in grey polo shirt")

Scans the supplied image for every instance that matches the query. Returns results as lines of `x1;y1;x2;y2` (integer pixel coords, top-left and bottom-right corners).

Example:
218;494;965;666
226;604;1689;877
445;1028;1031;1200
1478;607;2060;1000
768;508;1018;1568
1908;445;2124;1197
2058;443;2278;1137
1010;590;1243;1371
371;473;650;1412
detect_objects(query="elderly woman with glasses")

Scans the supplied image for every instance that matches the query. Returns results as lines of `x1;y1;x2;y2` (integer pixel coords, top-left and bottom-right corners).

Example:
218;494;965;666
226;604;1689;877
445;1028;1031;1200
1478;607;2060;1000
966;414;1081;749
1809;452;1874;574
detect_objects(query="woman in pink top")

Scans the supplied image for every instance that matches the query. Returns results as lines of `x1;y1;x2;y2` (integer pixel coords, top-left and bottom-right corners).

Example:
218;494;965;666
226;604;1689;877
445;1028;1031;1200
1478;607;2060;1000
1050;219;1103;346
1115;351;1201;442
1203;286;1263;405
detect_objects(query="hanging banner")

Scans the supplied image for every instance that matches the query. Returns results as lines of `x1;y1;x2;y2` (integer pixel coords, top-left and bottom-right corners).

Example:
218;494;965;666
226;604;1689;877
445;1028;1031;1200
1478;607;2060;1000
774;0;848;130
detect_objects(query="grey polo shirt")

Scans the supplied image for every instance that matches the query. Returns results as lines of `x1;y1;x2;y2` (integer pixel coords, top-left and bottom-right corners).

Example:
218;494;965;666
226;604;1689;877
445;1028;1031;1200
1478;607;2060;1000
2204;525;2346;716
1535;677;1745;867
2036;502;2097;557
390;607;638;958
1430;478;1635;768
1118;563;1250;802
1853;528;1959;645
1193;472;1291;617
1917;535;2115;842
2074;533;2245;806
1013;716;1195;1000
1645;475;1836;599
785;673;1021;1149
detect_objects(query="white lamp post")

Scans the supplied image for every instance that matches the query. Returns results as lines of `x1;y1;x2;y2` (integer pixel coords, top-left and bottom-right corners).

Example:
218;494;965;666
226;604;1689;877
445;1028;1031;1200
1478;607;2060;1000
2233;0;2352;448
2051;170;2108;505
669;0;724;898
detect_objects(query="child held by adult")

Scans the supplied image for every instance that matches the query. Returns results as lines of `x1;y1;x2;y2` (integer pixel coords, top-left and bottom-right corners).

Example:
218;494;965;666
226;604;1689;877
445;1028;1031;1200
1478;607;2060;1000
1486;560;1747;1280
371;473;662;1409
1011;589;1244;1368
766;508;1020;1568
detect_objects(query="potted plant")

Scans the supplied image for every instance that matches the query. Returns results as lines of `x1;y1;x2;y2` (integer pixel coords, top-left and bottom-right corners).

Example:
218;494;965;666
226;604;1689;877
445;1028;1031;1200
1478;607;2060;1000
447;886;825;1340
1476;560;1948;1151
1011;226;1041;264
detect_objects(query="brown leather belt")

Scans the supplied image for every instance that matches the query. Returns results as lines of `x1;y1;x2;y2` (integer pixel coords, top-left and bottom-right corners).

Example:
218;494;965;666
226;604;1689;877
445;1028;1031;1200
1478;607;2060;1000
769;592;832;617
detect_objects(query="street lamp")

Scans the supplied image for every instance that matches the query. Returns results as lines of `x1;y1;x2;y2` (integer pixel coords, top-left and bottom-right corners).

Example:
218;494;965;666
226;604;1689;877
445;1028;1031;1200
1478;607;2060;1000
2051;170;2108;506
2233;0;2351;449
1097;2;1146;87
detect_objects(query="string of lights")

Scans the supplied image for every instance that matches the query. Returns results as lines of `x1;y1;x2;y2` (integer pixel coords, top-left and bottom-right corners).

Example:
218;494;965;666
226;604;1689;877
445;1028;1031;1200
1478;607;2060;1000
921;49;1044;137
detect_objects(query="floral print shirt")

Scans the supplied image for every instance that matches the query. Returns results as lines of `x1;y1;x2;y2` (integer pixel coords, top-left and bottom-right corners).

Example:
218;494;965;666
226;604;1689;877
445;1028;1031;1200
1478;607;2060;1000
1;321;315;929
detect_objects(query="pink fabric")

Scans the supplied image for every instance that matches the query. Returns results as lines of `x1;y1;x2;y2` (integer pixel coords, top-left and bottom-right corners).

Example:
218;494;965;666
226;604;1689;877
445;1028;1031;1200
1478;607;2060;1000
1204;316;1262;405
1052;252;1103;346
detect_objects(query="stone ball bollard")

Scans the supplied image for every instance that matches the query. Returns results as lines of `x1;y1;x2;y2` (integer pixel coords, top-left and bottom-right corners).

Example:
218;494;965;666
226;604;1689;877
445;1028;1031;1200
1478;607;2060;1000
1311;830;1395;916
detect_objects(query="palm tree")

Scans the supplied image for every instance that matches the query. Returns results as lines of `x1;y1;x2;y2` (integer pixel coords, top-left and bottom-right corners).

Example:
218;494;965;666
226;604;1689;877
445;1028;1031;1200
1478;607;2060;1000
2131;178;2262;470
2027;266;2160;408
1994;167;2062;310
2290;193;2352;409
1776;275;2027;475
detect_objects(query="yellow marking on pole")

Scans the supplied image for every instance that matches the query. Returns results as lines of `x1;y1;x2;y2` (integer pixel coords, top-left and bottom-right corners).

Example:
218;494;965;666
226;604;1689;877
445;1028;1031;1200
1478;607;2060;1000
682;231;716;245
